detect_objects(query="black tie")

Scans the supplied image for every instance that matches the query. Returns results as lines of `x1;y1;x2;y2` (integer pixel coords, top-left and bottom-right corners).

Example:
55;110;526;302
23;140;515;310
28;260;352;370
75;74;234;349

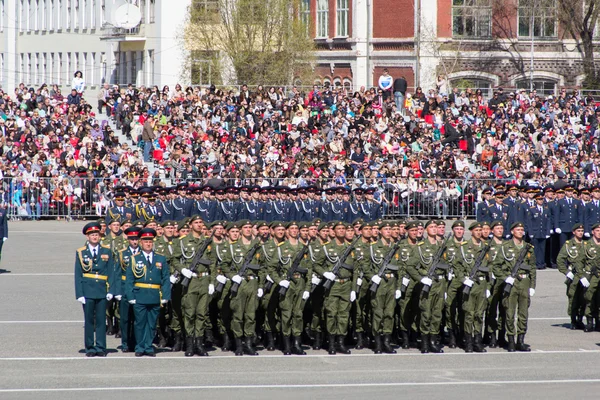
146;254;151;264
119;207;123;213
92;248;97;259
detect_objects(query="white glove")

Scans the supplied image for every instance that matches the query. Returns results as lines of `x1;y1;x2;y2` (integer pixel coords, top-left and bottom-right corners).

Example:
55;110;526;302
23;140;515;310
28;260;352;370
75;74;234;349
323;272;336;281
444;292;448;300
115;295;122;301
529;288;535;297
580;277;590;288
491;272;496;280
550;229;554;234
505;234;511;239
257;288;264;298
2;237;6;242
555;228;562;234
279;279;290;288
232;275;243;284
529;234;534;239
448;272;455;281
505;276;515;285
350;291;356;302
169;275;177;284
585;232;591;238
545;235;550;239
420;277;433;286
181;268;193;279
395;290;401;299
371;275;382;285
463;278;474;288
106;293;113;301
486;289;491;299
208;284;215;295
356;278;362;287
216;275;227;284
128;299;136;304
266;275;274;283
402;277;410;287
311;275;321;285
77;297;86;305
302;291;310;301
566;271;574;280
161;299;168;305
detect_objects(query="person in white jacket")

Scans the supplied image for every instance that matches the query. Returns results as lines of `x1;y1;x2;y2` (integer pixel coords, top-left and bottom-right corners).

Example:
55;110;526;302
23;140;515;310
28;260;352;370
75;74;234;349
72;71;85;94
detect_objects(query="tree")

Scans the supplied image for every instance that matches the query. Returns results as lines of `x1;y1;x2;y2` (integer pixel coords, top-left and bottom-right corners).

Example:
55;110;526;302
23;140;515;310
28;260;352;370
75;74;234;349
183;0;316;86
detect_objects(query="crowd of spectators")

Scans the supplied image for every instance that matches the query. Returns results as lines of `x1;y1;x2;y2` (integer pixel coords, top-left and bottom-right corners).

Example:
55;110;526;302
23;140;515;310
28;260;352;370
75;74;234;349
2;70;600;219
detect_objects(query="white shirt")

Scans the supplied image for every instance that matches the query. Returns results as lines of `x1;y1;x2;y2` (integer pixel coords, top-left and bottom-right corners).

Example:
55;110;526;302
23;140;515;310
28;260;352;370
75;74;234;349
88;245;99;257
142;251;152;264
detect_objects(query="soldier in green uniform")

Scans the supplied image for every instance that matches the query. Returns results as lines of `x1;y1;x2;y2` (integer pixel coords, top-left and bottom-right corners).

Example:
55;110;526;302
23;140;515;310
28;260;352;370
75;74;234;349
397;221;420;349
460;222;490;353
74;222;116;357
406;220;446;354
367;221;402;354
582;223;600;331
309;222;330;350
314;221;358;355
557;223;586;330
351;221;374;350
493;222;536;352
171;215;215;357
115;226;141;352
125;228;171;356
485;220;506;348
102;217;127;335
443;220;466;349
258;221;281;351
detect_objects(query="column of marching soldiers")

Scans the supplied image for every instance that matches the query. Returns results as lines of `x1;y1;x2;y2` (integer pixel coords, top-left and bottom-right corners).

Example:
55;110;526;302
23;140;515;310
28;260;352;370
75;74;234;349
73;182;600;357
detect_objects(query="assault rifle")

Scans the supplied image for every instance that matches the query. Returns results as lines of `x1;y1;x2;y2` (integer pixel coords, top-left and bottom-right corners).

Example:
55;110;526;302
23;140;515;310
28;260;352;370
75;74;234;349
322;235;362;290
503;244;531;295
181;233;214;288
462;240;492;296
230;240;263;294
422;235;451;296
369;242;401;294
278;239;313;296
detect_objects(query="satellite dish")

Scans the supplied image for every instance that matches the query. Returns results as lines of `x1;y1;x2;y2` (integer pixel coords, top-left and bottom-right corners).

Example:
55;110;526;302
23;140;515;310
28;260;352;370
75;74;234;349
114;4;142;29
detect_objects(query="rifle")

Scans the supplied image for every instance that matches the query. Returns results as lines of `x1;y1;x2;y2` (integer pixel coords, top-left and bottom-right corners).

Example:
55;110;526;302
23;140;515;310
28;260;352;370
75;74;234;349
503;244;531;295
230;240;263;295
564;261;574;285
462;240;492;295
322;235;362;290
422;235;451;296
369;241;401;294
278;239;313;296
180;233;214;289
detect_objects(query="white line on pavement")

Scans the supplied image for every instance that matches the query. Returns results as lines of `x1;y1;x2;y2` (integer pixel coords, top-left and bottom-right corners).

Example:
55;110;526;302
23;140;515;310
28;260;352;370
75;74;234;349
2;379;600;392
0;273;74;276
0;321;83;324
10;231;82;234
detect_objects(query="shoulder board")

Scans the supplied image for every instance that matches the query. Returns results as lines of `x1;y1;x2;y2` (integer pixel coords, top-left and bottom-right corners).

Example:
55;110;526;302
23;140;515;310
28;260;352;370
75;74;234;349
277;241;285;247
155;250;165;256
180;235;187;239
101;244;111;249
118;248;126;253
566;240;570;245
461;241;467;245
77;246;86;252
417;241;424;246
323;241;330;245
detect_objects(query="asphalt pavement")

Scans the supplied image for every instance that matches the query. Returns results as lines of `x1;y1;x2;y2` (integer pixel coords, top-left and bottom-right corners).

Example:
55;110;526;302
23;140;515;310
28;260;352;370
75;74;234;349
1;221;600;399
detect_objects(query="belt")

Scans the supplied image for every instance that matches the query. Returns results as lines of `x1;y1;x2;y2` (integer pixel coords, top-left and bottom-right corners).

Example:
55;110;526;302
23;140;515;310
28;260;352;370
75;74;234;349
83;273;108;281
134;283;161;289
245;275;256;281
121;276;126;281
195;272;209;278
384;273;396;279
434;275;444;281
518;274;528;279
335;279;348;283
478;276;486;281
292;273;302;279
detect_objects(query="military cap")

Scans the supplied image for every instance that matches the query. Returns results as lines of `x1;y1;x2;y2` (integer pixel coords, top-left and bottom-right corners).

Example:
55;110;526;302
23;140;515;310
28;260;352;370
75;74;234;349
436;220;446;226
114;192;126;201
324;187;336;195
132;220;144;228
592;223;600;231
510;222;525;230
239;219;253;227
555;187;565;194
299;222;310;230
365;188;376;195
469;222;482;231
161;220;176;228
397;220;407;226
592;186;600;193
581;188;591;195
226;186;239;193
225;222;239;230
565;185;576;192
211;220;225;228
534;192;544;199
543;186;555;193
306;185;318;193
506;184;517;191
215;188;226;195
97;218;107;226
121;218;132;226
143;218;157;227
312;218;322;226
177;220;189;230
392;220;400;227
424;220;438;228
271;221;286;229
336;186;350;194
495;191;506;198
353;188;365;194
379;220;393;229
572;223;584;232
527;186;539;194
82;222;102;235
451;220;465;229
318;222;329;231
481;221;491;227
124;226;141;238
332;220;346;228
490;220;503;229
352;218;364;227
177;182;188;189
130;190;140;198
405;221;420;230
482;188;493;195
287;221;299;228
494;183;506;191
189;215;204;223
107;217;121;225
139;187;152;197
255;220;269;229
138;228;157;240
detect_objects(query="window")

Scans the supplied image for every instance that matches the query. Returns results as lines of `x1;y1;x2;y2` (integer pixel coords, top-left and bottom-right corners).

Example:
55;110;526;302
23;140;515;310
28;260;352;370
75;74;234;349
316;0;328;38
518;0;557;38
66;0;71;29
336;0;348;37
42;0;46;30
57;0;61;29
81;0;86;29
452;0;491;38
148;50;154;86
149;0;155;23
191;0;219;22
1;0;4;32
139;0;145;23
74;0;79;29
90;0;95;28
516;79;556;96
100;0;105;25
450;78;492;98
300;0;310;31
343;78;352;92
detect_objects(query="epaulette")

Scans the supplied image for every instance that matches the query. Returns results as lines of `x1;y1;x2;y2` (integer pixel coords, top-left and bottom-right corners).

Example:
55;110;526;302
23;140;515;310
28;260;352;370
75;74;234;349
566;240;570;245
118;248;126;253
323;241;330;245
180;235;187;239
417;241;424;245
461;241;468;245
155;250;165;256
277;241;285;247
101;244;111;249
77;246;86;252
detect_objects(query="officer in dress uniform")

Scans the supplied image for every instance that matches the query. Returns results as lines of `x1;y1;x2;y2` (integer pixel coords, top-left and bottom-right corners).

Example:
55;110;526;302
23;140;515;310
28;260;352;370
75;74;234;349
503;184;520;237
364;188;382;221
476;188;493;223
105;192;132;224
195;186;217;223
307;186;321;221
115;226;141;352
238;186;263;221
320;188;335;222
331;187;350;223
544;186;559;269
74;222;116;357
526;192;552;270
349;188;364;223
172;183;191;221
262;188;277;223
584;186;600;238
555;185;580;248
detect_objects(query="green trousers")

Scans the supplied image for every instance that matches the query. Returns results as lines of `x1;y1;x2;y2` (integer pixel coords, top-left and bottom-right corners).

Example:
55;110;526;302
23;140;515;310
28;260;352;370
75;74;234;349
486;280;506;335
401;280;418;333
230;278;259;338
182;276;211;337
310;285;326;333
133;303;160;354
583;275;600;319
462;278;488;335
371;277;397;335
261;287;280;334
119;299;135;350
355;281;370;333
169;284;185;334
279;279;306;336
324;280;352;336
216;281;233;335
84;298;107;354
419;278;446;336
503;277;530;336
567;277;585;319
445;277;463;333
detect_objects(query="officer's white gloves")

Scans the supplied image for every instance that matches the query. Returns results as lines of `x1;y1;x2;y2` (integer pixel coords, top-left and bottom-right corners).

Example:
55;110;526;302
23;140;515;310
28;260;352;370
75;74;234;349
529;288;535;297
208;284;215;295
161;299;168;305
323;272;336;281
115;295;122;301
266;275;274;283
463;278;474;288
232;275;243;284
420;277;433;286
395;290;401;299
257;288;264;298
350;291;356;302
505;277;515;285
580;277;590;288
357;278;363;286
312;275;321;285
279;279;290;288
566;271;574;280
486;290;491;298
128;299;136;305
170;275;177;284
555;228;562;234
402;277;410;287
106;293;113;301
77;297;86;305
216;275;227;284
371;275;382;285
302;291;310;301
181;268;193;279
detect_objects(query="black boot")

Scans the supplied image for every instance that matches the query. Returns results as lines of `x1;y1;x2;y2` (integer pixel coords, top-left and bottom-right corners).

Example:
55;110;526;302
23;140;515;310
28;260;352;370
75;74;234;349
473;334;487;353
282;336;292;355
382;334;397;354
464;335;473;353
355;332;365;349
292;336;306;355
516;334;531;352
205;329;215;347
507;335;516;352
373;335;382;354
234;338;244;356
313;332;322;350
498;329;507;347
488;332;497;348
172;332;183;352
584;317;594;333
576;316;586;330
115;328;122;339
327;334;336;355
420;334;429;354
596;318;600;332
107;317;114;336
222;333;232;352
243;337;258;355
447;329;457;349
337;335;351;354
429;335;444;353
570;316;578;330
401;331;410;349
266;332;276;351
184;337;194;357
195;336;208;356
